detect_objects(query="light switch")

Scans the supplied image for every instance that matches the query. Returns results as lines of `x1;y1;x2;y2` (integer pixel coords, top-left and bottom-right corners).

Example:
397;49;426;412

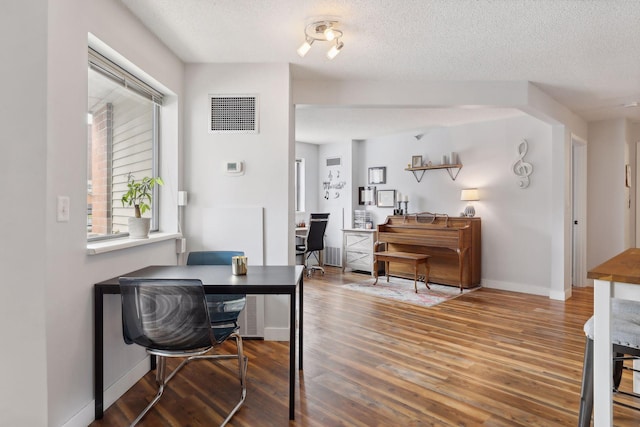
57;196;70;222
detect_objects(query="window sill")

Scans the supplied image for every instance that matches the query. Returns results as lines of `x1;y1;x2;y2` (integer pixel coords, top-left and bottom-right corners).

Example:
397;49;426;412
87;232;182;255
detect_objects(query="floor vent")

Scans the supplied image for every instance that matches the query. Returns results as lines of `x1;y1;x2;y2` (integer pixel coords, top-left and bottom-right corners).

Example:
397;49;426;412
324;246;342;267
209;94;259;133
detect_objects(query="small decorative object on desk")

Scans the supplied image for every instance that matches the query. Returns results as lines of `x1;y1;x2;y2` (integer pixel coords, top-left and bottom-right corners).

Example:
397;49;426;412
232;256;248;275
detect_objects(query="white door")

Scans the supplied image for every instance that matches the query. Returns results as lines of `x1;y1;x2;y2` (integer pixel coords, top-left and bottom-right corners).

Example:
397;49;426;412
572;139;587;287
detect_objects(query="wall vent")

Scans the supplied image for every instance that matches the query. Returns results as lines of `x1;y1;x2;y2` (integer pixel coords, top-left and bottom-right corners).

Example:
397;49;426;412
209;94;259;134
326;157;341;167
324;246;342;267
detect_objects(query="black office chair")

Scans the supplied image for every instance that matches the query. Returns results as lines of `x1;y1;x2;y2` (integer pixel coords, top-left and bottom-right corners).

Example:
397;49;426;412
296;213;329;277
120;278;247;427
578;299;640;426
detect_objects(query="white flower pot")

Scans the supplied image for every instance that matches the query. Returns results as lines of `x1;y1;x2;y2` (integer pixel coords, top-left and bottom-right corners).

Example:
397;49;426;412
128;217;151;239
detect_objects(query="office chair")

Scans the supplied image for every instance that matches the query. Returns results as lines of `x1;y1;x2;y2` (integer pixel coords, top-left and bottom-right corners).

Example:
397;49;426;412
296;213;329;277
120;278;247;427
578;299;640;426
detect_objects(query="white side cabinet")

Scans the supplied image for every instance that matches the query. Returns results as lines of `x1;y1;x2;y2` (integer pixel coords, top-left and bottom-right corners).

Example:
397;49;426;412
342;229;378;276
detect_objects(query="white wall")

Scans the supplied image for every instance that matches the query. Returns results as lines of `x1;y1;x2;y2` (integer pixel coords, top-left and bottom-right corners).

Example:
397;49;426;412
183;63;293;340
1;1;185;426
317;142;353;250
587;119;629;270
295;141;319;224
355;115;553;295
1;1;48;425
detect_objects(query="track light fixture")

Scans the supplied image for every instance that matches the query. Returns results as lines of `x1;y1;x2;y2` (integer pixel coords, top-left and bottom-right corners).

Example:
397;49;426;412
297;20;344;60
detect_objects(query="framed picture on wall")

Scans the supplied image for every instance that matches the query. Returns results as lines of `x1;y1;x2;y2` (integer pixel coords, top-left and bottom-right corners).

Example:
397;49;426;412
412;155;423;168
368;166;386;184
377;189;396;208
359;186;376;205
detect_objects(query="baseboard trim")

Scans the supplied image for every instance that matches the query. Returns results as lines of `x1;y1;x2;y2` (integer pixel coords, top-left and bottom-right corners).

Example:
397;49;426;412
481;279;549;297
62;357;150;427
263;327;290;341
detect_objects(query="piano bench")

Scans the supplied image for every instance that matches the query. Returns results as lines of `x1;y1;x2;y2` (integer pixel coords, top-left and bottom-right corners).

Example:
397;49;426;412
373;251;431;293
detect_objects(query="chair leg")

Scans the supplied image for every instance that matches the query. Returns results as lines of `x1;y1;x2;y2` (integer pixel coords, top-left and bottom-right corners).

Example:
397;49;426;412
613;352;624;390
578;337;594;427
130;356;169;427
220;332;248;427
305;251;325;277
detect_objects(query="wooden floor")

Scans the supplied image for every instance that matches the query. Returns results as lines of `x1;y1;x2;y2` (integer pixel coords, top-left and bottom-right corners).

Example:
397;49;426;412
91;267;640;426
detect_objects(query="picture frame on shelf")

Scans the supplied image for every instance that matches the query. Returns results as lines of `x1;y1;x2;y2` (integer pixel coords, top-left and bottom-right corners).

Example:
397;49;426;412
359;186;376;205
411;155;423;168
368;166;386;184
377;189;396;208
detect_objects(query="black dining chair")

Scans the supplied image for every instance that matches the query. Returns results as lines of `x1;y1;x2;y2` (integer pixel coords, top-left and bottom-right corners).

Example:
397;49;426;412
578;299;640;426
120;278;247;427
296;213;329;277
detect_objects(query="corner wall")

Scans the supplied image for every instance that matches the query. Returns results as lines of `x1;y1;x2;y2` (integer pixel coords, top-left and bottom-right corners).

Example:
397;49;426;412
587;119;628;270
183;62;293;340
1;1;48;425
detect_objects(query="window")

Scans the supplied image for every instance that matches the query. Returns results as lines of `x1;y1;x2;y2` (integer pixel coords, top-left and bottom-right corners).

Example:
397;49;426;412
295;159;305;212
87;48;163;241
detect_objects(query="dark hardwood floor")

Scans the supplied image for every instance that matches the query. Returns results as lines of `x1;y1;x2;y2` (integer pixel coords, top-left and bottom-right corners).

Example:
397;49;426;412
90;267;639;426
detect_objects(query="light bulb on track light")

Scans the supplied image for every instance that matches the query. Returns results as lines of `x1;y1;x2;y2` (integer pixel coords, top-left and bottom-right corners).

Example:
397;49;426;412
324;26;337;41
326;40;344;59
297;38;313;57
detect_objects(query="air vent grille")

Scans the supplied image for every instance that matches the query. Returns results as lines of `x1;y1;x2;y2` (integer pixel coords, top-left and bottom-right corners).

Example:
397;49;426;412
209;95;258;133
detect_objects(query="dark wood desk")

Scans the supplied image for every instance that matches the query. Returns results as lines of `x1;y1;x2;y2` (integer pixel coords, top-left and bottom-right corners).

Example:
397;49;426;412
94;265;304;421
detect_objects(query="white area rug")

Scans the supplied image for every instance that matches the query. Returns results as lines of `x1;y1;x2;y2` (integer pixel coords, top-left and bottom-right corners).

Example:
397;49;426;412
341;277;478;308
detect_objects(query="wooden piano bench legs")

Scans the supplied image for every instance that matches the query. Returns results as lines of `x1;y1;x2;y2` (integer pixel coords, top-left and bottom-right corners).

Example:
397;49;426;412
373;251;431;293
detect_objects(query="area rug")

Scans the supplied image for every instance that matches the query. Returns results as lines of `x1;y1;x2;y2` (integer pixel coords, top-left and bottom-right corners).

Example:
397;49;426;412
341;277;478;308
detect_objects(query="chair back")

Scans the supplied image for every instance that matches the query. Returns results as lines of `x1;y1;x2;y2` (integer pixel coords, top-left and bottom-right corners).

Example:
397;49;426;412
186;251;244;265
185;250;247;343
120;278;213;351
305;213;329;252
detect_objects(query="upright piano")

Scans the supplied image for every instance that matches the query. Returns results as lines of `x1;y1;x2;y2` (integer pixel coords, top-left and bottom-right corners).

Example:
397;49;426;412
376;214;481;289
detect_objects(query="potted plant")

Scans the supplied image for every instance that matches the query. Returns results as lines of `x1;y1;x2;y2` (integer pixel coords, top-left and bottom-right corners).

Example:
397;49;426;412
121;172;164;238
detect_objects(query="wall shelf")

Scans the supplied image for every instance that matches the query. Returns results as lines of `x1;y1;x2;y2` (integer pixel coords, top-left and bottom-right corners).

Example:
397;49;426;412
405;164;463;182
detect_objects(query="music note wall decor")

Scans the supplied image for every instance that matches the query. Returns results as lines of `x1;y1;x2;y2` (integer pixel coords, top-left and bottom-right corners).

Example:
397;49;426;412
512;139;533;188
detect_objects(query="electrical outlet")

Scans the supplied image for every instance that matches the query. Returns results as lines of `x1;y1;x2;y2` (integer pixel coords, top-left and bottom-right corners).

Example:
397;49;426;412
57;196;70;222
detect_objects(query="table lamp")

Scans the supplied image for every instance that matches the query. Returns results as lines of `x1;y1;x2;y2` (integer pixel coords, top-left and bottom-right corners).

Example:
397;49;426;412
460;188;479;217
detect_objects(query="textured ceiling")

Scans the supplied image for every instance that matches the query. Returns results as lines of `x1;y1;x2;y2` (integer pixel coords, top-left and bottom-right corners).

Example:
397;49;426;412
121;0;640;143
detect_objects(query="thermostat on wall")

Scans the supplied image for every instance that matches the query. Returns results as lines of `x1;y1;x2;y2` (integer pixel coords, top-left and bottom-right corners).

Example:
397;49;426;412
225;161;244;176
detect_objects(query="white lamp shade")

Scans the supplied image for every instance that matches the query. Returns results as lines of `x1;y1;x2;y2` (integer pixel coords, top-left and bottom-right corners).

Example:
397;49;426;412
460;188;479;201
